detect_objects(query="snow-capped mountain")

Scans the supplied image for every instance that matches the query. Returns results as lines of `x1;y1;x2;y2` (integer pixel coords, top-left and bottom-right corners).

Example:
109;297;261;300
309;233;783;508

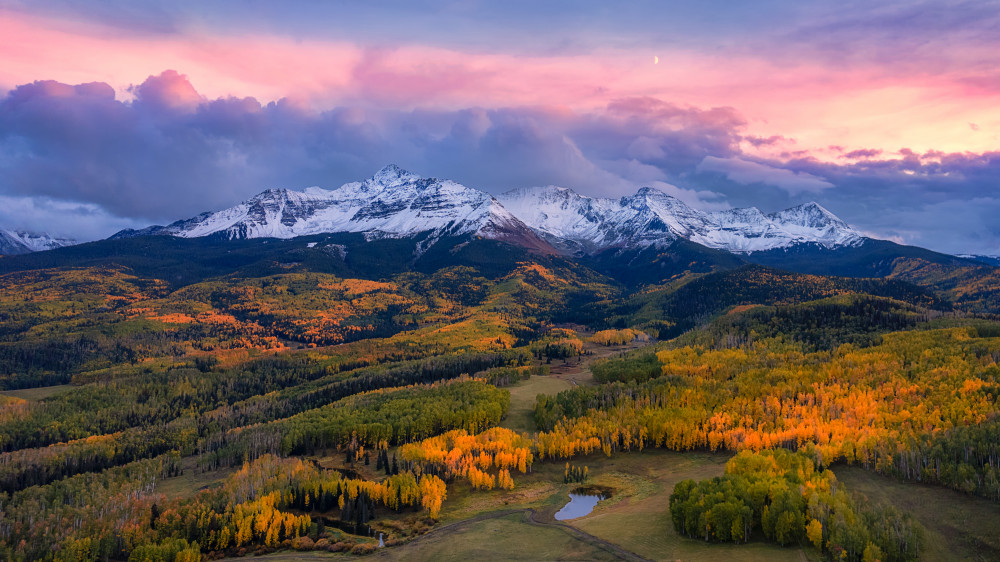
112;165;862;257
113;165;555;254
0;229;76;255
497;185;862;254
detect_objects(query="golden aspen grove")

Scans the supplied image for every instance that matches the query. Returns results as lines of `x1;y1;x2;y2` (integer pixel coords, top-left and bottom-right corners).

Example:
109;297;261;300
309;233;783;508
7;1;1000;560
1;232;999;561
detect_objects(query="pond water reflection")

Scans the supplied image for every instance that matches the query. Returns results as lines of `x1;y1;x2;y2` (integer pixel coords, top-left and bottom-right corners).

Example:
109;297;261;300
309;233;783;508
554;491;607;520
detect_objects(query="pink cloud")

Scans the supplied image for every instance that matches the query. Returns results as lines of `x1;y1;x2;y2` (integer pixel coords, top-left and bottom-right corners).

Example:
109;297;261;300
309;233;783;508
131;70;202;111
3;8;1000;159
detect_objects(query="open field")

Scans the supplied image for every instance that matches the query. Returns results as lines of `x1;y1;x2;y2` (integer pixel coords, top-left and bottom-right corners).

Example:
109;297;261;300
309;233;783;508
373;512;619;561
570;450;813;562
835;466;1000;562
232;550;346;561
155;455;237;501
501;337;653;433
0;383;75;400
381;449;811;562
150;447;1000;562
546;356;597;387
500;375;572;433
234;511;619;561
146;360;998;562
545;338;653;388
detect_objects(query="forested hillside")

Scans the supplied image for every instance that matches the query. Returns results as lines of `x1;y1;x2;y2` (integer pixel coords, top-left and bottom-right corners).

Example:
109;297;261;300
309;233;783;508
1;235;998;561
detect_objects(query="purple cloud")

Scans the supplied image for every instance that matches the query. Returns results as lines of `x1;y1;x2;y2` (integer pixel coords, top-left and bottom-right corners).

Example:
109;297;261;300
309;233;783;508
0;73;747;233
743;134;792;147
2;71;1000;254
842;148;883;159
695;156;835;195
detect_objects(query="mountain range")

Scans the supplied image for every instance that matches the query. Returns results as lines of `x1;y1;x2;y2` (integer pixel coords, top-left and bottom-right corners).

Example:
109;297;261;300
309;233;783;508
2;165;998;317
110;165;863;257
4;165;993;297
497;184;860;255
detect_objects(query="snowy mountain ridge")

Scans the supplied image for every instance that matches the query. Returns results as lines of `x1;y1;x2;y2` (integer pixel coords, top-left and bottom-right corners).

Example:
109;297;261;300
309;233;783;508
497;184;862;254
112;165;555;254
0;229;76;255
112;165;863;255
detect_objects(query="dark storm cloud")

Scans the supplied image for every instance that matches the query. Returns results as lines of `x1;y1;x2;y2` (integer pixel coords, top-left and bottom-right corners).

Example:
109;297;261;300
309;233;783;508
735;150;1000;254
0;72;747;230
593;98;746;169
695;157;834;196
0;74;257;221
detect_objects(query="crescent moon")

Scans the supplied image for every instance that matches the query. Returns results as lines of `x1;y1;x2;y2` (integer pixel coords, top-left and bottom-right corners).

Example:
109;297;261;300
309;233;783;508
654;56;659;64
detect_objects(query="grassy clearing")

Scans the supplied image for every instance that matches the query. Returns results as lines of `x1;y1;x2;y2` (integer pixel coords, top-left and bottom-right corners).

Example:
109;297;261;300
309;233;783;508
569;450;813;562
834;465;1000;562
411;449;810;561
155;456;236;501
232;551;345;561
542;337;653;388
496;336;653;441
234;512;618;561
500;375;572;433
373;512;618;561
0;384;75;400
545;355;595;386
182;449;1000;562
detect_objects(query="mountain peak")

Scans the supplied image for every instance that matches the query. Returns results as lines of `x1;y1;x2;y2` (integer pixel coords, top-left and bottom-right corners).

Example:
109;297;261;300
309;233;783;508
372;164;420;185
634;186;665;197
623;187;695;216
626;187;689;209
536;185;576;196
252;187;290;200
770;201;851;229
789;201;832;215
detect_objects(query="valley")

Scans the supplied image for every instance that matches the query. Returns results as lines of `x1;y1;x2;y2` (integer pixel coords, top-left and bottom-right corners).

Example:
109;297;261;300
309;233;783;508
1;168;999;562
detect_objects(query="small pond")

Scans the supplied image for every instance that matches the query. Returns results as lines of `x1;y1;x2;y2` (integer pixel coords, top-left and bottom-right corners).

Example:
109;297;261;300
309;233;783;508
554;487;612;520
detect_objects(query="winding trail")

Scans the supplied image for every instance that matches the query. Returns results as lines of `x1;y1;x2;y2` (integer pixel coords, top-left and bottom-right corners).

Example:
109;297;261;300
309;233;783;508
401;508;653;562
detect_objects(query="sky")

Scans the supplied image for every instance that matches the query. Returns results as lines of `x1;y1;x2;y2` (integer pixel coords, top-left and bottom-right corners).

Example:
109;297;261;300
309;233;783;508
1;0;999;254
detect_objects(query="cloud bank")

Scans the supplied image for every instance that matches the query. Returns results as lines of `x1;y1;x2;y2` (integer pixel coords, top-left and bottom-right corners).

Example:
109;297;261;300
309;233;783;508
1;71;999;255
697;157;834;195
3;1;1000;159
